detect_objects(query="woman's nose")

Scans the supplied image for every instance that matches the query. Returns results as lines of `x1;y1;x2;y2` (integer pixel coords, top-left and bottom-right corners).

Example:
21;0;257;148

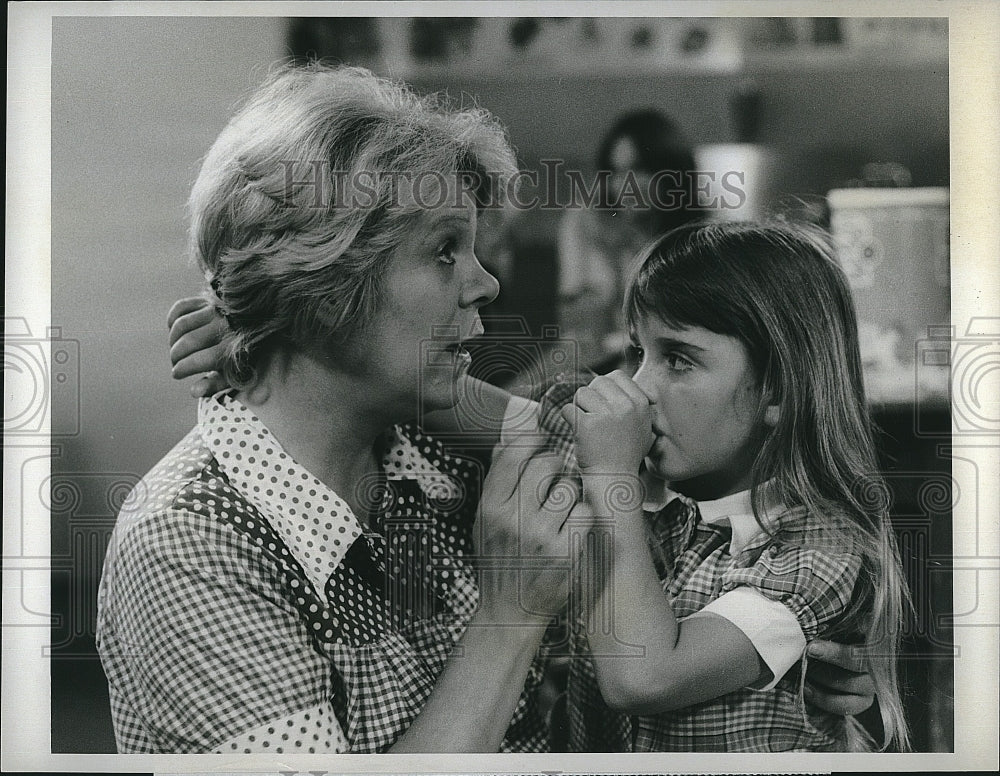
462;253;501;309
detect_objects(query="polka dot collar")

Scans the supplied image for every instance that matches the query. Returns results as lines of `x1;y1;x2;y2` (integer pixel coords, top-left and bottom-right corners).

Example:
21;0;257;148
383;432;460;502
197;392;462;596
198;393;364;595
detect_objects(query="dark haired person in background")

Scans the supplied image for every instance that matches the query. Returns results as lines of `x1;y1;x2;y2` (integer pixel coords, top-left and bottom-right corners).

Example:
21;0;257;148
556;109;701;370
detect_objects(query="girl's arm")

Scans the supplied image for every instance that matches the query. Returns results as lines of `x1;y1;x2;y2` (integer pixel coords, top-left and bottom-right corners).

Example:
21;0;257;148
168;297;229;395
578;475;768;713
564;371;769;713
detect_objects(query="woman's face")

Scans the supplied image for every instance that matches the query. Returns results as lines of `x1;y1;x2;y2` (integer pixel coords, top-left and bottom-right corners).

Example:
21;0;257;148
357;196;500;416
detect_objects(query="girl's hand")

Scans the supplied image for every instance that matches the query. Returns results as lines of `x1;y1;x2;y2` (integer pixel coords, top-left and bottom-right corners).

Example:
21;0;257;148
559;370;654;475
804;640;876;715
167;297;229;397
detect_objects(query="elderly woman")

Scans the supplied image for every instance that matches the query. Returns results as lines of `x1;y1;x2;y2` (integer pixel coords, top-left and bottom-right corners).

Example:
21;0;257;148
97;63;585;754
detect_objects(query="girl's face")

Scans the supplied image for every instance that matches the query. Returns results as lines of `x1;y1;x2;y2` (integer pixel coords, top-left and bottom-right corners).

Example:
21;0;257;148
355;196;499;416
631;314;775;501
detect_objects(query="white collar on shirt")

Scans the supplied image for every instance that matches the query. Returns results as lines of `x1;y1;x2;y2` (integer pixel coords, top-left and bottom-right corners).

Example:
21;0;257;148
640;467;782;555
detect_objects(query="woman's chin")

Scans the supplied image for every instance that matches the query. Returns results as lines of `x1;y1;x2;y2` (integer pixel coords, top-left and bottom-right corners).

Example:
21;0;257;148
418;367;466;411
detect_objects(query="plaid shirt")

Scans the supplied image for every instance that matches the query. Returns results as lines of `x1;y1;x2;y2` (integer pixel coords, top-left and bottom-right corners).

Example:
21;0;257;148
538;381;867;752
97;392;550;753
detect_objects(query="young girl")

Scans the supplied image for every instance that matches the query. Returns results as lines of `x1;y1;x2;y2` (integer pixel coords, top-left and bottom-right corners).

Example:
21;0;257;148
551;220;910;752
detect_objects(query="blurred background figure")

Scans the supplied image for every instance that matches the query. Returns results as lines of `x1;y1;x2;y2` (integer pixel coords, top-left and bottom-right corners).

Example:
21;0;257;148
556;109;700;370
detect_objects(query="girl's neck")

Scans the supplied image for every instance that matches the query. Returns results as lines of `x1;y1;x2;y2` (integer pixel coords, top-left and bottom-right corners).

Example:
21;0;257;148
670;470;756;503
237;351;398;510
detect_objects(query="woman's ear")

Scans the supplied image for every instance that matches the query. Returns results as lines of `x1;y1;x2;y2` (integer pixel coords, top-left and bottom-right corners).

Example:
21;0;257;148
763;403;780;427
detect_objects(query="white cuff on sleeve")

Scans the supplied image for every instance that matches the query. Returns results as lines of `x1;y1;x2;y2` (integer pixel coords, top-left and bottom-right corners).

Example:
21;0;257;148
686;587;806;691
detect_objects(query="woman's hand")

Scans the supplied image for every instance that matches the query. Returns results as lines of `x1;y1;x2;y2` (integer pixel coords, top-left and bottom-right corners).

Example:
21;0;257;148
475;433;588;621
804;640;876;715
560;370;654;476
167;297;229;396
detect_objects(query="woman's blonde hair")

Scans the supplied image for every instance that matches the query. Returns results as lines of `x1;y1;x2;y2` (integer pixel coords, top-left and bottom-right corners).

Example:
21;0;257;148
625;221;912;751
189;62;518;385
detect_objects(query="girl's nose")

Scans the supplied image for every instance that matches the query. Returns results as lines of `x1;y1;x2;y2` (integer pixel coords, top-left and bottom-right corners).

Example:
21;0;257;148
631;363;657;405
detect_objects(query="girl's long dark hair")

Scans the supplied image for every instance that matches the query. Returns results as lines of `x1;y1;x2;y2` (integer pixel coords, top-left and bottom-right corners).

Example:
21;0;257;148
625;221;911;751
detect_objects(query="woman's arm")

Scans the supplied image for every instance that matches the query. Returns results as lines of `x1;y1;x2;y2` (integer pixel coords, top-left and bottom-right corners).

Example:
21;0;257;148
419;373;518;450
392;433;588;751
804;640;876;714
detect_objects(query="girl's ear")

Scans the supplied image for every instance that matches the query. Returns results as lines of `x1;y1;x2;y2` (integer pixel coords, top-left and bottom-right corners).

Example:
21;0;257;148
763;402;780;427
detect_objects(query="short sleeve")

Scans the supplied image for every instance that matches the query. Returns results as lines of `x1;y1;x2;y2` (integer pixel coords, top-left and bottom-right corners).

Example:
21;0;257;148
688;587;806;690
719;539;865;643
105;510;347;753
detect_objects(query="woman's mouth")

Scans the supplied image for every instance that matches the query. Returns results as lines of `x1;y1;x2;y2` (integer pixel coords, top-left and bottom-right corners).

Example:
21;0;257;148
443;341;472;370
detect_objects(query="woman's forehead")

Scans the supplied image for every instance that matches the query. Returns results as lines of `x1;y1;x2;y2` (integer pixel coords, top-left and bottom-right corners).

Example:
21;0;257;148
394;170;480;214
413;197;477;233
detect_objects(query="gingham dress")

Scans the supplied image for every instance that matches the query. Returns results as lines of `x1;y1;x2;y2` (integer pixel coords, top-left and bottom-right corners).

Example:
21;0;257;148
96;392;550;753
538;381;868;752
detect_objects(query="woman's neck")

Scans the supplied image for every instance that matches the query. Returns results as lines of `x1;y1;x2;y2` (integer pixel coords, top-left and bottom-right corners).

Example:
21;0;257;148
237;351;398;510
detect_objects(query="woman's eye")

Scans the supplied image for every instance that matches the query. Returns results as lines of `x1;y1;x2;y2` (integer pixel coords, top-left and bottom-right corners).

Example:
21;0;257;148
436;239;457;265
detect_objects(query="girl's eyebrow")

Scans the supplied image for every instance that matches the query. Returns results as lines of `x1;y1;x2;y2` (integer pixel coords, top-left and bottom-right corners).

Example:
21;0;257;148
653;336;706;353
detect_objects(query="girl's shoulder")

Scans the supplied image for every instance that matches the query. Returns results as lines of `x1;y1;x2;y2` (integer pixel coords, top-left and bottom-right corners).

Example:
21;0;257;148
761;504;865;556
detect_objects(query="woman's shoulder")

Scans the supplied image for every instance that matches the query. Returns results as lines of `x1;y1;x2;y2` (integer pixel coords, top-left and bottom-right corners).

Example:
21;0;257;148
116;427;211;523
111;425;259;560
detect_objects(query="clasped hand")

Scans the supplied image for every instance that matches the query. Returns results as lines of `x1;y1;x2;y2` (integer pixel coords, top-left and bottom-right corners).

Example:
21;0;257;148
474;416;593;623
559;370;655;476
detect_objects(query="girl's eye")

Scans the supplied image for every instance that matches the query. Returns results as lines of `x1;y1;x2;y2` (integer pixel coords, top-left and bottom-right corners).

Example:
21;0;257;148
436;239;458;265
665;352;695;372
626;344;644;370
